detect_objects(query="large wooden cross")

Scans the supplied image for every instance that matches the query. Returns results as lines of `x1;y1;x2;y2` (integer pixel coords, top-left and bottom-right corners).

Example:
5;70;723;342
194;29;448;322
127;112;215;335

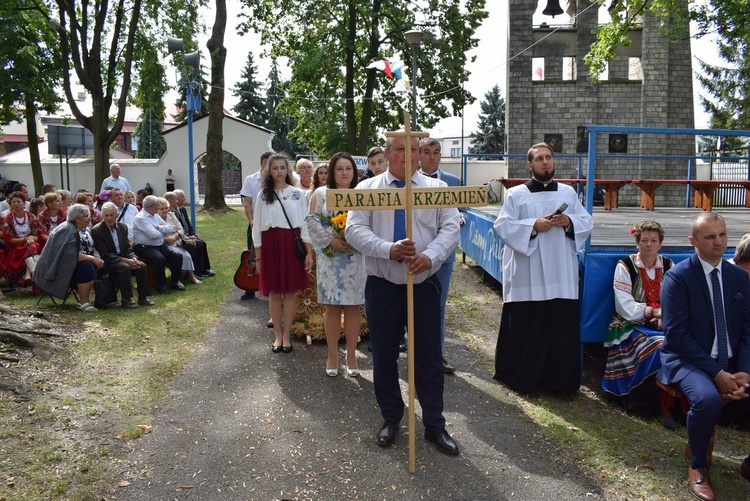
328;114;487;473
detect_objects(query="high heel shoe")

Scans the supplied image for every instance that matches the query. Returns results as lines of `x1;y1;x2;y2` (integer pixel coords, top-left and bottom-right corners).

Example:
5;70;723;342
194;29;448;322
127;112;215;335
326;367;339;377
346;366;360;377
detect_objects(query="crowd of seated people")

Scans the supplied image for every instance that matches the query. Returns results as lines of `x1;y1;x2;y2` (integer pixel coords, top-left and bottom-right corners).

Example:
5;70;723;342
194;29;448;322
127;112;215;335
0;173;214;310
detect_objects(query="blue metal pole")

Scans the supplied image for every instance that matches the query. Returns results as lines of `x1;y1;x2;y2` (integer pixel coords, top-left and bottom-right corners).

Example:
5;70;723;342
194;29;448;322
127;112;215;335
186;75;197;230
584;130;597;253
685;158;693;209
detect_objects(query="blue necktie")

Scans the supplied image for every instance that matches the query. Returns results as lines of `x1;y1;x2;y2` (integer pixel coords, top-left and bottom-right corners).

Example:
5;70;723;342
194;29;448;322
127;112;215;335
393;180;406;241
710;268;729;369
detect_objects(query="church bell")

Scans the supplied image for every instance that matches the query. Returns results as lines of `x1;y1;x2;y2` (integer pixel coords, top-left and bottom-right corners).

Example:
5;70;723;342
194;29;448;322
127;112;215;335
542;0;565;17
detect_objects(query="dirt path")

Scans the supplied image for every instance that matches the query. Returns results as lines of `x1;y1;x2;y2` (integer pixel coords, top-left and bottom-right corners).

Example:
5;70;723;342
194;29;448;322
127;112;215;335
116;274;602;500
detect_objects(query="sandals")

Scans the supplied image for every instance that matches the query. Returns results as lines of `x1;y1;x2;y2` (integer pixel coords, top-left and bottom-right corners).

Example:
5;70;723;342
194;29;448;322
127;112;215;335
78;302;98;312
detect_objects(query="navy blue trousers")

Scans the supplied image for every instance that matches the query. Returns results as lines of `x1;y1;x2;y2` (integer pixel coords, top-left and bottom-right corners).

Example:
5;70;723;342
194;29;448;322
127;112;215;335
365;275;445;429
677;359;750;468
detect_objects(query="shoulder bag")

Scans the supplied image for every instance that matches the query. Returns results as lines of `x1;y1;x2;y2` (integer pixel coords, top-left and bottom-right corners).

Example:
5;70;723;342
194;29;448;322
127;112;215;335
274;191;307;261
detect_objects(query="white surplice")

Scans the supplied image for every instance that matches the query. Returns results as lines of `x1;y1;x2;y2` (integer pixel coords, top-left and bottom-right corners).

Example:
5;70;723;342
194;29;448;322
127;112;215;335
494;181;593;303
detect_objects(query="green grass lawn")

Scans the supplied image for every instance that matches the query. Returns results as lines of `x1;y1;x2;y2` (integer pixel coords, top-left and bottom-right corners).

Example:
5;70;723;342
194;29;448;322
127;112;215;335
0;207;248;500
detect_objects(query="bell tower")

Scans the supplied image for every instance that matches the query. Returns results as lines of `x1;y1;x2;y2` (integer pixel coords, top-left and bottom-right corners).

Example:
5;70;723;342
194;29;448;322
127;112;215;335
505;0;695;206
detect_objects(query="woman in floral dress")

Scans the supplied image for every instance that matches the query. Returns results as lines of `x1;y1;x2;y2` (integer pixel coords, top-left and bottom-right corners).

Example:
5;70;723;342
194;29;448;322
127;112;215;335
307;152;365;377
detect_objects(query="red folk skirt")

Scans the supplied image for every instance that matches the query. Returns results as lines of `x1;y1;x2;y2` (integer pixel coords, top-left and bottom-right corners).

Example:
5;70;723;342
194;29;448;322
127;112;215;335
259;227;310;295
5;242;42;279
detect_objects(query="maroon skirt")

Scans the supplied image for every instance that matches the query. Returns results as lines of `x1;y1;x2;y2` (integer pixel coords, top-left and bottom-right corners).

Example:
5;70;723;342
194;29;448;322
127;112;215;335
259;227;310;295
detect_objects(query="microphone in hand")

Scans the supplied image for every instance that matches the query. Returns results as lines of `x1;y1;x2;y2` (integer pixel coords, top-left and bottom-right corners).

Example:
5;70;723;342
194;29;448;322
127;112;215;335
546;202;569;220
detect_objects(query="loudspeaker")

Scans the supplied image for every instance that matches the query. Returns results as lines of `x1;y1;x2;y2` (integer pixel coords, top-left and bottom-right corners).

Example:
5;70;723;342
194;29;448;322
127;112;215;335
167;37;185;54
609;134;628;153
184;51;201;70
544;133;563;153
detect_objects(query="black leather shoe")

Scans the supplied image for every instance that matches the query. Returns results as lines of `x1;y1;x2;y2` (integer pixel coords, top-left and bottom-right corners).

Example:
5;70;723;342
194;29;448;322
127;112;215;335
170;281;186;291
442;358;456;374
138;297;155;306
425;427;459;456
157;286;169;294
376;421;399;448
203;269;216;277
240;291;255;300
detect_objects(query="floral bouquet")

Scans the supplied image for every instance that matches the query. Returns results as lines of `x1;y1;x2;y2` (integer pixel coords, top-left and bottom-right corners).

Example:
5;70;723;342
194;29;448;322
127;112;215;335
315;211;348;257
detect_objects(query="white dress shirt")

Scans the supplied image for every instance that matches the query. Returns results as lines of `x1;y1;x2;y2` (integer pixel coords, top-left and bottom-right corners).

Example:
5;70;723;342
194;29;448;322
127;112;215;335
252;185;311;247
345;170;460;285
133;210;173;246
116;203;139;242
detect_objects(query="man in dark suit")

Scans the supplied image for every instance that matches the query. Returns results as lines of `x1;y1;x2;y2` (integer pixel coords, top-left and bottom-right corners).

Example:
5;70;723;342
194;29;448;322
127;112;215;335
92;202;154;307
660;212;750;501
171;189;214;278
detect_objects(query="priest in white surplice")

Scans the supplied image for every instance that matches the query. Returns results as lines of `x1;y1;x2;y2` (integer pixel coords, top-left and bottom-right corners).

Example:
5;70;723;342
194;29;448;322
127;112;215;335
493;143;593;393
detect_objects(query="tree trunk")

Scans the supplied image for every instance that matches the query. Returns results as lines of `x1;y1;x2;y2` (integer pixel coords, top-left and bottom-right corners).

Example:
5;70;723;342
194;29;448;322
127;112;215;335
24;99;44;195
203;0;229;211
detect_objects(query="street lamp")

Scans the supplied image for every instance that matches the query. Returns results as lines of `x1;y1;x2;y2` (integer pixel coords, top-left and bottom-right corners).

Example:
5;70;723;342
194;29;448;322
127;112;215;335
404;29;423;130
167;36;201;229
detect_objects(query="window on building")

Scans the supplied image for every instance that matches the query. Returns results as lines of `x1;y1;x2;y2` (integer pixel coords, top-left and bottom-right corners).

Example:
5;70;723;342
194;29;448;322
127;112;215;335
563;56;577;80
450;147;461;158
628;57;643;80
532;57;545;81
599;62;609;81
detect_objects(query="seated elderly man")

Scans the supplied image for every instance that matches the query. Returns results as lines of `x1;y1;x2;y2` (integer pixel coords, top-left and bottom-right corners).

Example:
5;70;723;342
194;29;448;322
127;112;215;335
132;195;184;294
171;189;214;278
91;202;154;308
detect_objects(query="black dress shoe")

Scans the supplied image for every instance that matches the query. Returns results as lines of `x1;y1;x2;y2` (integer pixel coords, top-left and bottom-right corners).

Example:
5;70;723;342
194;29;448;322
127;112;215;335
282;345;293;353
442;358;456;374
203;269;216;277
266;320;274;328
240;291;255;300
138;297;155;306
425;427;459;456
157;286;169;294
376;421;399;448
271;345;283;353
170;281;186;291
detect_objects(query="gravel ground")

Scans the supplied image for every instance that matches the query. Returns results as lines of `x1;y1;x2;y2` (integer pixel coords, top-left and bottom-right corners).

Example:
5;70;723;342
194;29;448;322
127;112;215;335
116;277;602;500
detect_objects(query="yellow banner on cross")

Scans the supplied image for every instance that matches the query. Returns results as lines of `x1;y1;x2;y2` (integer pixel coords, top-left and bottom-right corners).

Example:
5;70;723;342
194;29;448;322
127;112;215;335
326;186;487;211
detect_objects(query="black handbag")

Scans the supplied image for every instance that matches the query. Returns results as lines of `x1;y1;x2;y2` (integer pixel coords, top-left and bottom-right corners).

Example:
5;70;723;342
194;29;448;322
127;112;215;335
274;192;307;261
93;279;118;308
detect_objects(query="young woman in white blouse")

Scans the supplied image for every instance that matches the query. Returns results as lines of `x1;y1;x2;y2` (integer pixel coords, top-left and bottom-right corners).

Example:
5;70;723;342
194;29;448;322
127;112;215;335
253;154;313;353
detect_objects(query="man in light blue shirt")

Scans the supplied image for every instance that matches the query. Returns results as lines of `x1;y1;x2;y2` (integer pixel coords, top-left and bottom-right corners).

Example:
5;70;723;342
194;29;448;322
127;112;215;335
100;163;132;193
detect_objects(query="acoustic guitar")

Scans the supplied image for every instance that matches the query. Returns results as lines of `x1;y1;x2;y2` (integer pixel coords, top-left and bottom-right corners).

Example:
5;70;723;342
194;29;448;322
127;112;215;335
233;250;259;292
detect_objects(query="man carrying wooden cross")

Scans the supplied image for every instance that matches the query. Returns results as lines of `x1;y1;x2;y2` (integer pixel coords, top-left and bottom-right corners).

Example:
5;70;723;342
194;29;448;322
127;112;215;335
345;134;461;456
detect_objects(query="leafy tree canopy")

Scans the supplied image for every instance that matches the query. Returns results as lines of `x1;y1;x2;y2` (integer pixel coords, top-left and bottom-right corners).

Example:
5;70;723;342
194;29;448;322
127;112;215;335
239;0;487;156
0;2;61;126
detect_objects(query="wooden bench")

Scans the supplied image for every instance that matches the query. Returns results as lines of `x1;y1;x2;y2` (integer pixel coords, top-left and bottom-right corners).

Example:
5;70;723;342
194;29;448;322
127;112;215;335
632;179;750;211
689;180;750;211
495;178;630;211
656;380;727;468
